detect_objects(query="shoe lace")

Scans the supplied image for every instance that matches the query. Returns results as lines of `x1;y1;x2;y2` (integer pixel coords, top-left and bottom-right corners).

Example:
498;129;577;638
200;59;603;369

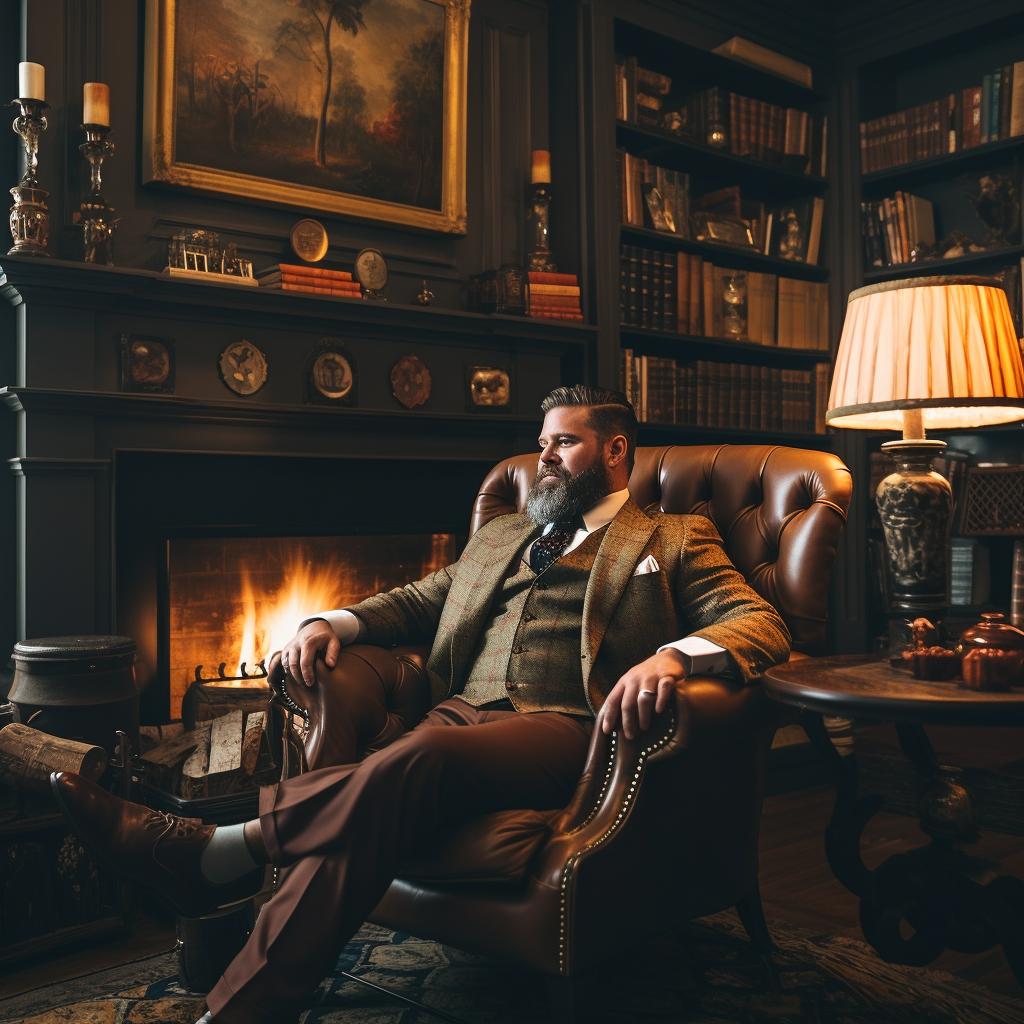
157;812;204;838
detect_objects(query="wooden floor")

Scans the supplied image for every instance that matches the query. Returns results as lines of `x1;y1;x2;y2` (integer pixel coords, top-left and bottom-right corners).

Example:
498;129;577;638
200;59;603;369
2;783;1022;1002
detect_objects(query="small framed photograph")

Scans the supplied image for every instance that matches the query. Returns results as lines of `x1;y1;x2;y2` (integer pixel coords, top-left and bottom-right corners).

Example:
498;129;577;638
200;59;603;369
767;199;813;262
642;183;676;233
120;333;175;394
184;250;209;272
466;365;513;413
218;339;268;397
692;212;755;249
304;338;358;406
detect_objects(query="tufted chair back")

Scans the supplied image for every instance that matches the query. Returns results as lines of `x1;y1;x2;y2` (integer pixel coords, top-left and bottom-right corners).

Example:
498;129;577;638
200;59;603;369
470;444;852;654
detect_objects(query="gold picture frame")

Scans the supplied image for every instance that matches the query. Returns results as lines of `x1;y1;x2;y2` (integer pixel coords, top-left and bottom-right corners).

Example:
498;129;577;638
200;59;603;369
142;0;469;234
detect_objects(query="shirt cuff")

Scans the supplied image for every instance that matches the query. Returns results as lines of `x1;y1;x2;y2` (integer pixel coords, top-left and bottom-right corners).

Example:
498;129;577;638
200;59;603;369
298;610;364;645
658;636;731;677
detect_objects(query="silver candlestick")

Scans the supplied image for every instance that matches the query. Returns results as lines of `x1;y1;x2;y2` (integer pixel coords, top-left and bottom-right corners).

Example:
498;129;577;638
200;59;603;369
8;98;50;257
79;124;117;265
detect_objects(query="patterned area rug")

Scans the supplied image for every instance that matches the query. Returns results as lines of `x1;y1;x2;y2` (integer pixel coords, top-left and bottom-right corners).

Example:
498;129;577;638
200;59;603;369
2;911;1022;1024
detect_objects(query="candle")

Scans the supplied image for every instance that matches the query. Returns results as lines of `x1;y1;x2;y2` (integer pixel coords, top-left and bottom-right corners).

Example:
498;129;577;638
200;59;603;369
531;149;551;184
18;62;44;102
83;82;110;127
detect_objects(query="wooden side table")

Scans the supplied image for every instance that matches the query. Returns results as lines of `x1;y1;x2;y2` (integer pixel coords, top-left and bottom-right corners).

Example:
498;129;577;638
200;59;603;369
763;654;1024;987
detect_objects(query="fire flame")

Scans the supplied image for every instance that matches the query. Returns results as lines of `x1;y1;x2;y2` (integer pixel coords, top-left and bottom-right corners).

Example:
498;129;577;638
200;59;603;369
231;550;350;681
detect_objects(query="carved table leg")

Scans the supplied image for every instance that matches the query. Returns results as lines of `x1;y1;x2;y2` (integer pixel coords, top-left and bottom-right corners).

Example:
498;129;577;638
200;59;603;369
800;711;882;897
849;720;1024;987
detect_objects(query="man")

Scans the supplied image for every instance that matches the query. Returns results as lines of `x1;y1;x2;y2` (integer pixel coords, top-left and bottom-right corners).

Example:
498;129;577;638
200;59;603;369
52;385;790;1024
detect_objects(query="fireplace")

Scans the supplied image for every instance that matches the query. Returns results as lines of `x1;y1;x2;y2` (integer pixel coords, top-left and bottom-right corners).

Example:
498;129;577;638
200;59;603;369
166;533;456;719
114;450;497;723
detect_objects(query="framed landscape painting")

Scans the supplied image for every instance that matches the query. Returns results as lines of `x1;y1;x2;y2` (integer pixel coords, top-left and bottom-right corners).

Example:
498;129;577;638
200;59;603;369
143;0;469;233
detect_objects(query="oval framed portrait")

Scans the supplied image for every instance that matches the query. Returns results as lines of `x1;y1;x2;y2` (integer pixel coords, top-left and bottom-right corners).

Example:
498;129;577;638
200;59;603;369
304;338;358;406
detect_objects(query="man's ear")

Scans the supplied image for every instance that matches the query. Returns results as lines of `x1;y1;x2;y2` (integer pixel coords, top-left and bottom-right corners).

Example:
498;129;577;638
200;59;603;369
607;433;628;468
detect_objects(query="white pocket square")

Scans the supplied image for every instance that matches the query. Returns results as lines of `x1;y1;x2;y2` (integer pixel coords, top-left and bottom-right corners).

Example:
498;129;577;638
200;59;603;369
632;555;660;576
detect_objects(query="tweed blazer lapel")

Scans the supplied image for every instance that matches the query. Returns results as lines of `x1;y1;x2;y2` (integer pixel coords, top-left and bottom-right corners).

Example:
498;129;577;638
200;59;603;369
581;497;658;685
446;514;542;688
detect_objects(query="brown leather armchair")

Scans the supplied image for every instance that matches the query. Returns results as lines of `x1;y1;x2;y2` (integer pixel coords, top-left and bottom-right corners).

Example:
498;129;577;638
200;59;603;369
270;443;851;990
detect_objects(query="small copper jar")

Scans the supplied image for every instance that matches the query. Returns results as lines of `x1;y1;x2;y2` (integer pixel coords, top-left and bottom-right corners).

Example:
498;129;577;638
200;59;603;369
957;613;1024;690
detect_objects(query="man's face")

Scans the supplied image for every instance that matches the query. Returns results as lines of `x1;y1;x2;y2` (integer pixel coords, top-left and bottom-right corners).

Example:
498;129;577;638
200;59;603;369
525;406;611;524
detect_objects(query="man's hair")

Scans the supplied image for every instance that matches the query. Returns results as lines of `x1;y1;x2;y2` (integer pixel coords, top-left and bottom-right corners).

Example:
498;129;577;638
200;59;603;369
540;384;637;473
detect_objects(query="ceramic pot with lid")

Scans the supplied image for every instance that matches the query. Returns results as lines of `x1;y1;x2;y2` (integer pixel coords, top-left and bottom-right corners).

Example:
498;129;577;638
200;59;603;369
956;614;1024;690
9;635;139;756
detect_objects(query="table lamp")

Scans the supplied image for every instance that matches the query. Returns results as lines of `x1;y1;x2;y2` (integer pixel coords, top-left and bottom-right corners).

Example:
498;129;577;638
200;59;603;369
827;276;1024;618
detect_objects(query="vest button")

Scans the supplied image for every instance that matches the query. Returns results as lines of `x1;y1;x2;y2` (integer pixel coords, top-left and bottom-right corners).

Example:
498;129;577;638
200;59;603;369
522;612;535;622
512;644;523;654
506;682;518;690
535;582;547;590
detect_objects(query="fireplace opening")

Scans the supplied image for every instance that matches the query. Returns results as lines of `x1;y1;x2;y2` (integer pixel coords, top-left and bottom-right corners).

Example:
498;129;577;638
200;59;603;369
166;533;456;720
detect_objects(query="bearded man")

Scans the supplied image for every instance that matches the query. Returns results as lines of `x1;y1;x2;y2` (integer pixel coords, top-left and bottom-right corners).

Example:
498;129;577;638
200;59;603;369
51;384;790;1024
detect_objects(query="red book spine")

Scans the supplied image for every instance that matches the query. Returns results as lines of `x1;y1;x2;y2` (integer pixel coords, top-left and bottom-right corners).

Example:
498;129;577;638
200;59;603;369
276;264;353;280
527;272;578;285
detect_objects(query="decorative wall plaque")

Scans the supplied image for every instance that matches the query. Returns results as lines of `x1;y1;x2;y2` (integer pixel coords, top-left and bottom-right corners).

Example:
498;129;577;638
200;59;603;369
218;340;268;396
391;354;432;409
466;365;512;412
304;338;358;406
354;248;388;300
120;333;175;394
290;218;329;263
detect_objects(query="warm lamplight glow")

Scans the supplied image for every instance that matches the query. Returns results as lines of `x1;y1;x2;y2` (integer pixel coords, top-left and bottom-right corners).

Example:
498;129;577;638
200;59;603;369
827;276;1024;432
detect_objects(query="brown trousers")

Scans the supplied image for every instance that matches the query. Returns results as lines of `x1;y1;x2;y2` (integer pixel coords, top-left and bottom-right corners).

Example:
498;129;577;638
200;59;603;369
206;698;593;1024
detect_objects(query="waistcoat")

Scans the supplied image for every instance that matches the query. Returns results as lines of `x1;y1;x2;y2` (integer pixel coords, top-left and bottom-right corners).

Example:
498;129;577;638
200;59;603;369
459;525;608;715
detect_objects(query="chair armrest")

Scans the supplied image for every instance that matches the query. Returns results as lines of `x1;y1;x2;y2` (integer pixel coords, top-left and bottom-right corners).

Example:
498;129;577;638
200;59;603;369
268;644;431;771
534;675;773;886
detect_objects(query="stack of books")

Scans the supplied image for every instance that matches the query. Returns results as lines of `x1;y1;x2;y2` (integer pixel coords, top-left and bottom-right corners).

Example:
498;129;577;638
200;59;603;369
861;192;936;268
257;263;361;298
527;272;583;321
859;61;1024;172
620;350;829;434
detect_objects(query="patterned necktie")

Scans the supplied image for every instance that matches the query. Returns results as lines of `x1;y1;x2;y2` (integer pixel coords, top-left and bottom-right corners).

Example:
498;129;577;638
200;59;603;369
529;516;584;574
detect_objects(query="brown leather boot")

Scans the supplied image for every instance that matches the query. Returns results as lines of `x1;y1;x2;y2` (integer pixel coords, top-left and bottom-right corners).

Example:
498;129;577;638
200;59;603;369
50;772;263;919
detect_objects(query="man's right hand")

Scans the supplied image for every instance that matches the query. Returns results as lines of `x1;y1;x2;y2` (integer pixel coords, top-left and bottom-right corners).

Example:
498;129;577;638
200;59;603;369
268;619;341;688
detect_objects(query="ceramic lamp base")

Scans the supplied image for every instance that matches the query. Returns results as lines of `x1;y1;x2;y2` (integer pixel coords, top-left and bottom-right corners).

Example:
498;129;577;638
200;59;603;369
876;438;952;615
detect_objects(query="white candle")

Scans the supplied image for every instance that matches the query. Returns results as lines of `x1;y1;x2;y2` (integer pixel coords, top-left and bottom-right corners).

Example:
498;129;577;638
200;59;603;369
83;82;110;127
18;62;44;102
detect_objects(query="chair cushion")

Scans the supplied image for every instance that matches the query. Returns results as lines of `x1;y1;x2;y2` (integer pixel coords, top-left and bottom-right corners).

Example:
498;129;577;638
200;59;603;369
398;808;559;884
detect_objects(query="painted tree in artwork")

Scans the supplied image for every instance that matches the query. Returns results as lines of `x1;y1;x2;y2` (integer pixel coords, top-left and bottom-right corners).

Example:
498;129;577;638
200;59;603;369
281;0;369;167
390;32;444;206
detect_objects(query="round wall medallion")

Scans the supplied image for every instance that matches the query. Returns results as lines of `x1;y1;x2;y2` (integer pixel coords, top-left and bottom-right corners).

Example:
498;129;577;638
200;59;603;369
391;353;432;409
354;247;388;296
312;350;354;401
218;340;268;396
289;218;329;263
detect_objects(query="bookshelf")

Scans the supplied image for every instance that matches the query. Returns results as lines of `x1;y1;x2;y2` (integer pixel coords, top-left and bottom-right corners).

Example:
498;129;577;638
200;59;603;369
850;14;1024;648
611;19;833;446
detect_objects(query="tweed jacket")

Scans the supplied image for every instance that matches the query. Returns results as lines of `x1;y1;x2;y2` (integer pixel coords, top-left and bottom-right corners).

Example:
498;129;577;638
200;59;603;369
349;498;791;713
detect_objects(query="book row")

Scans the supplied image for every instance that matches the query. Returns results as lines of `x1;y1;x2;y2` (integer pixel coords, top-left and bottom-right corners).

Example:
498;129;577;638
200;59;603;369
859;61;1024;173
860;192;936;268
621;351;830;434
614;56;826;176
619;246;830;350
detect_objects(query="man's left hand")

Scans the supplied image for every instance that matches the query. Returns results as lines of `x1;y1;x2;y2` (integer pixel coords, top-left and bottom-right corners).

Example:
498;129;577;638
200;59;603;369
600;649;686;740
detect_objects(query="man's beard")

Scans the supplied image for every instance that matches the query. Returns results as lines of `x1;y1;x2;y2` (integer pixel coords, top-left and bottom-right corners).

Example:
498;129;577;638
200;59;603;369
525;457;612;524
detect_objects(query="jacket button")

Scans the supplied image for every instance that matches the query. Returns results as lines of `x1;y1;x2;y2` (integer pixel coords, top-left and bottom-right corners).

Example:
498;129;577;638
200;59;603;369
506;682;518;690
522;612;534;622
535;583;547;590
512;644;523;654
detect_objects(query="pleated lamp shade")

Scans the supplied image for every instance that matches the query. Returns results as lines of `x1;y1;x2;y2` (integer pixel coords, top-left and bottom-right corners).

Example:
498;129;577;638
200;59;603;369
827;276;1024;432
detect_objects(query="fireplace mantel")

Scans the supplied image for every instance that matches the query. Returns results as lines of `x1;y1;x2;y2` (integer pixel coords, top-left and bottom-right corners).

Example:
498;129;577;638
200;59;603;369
1;254;591;664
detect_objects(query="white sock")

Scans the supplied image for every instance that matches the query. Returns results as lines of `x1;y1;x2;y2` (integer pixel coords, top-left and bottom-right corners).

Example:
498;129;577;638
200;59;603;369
198;823;259;885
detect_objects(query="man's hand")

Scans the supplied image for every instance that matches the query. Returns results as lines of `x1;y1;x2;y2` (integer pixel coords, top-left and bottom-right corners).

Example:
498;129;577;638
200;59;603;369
268;620;341;688
600;649;686;739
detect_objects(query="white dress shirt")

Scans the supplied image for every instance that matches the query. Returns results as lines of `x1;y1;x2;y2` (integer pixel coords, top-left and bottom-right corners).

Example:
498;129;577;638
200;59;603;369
303;487;730;677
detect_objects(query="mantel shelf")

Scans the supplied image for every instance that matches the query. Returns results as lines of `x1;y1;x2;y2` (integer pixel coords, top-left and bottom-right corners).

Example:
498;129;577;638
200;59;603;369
0;255;596;348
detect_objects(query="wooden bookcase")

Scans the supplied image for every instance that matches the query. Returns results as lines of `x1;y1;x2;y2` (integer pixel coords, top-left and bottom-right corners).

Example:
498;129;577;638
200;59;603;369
610;18;834;449
849;12;1024;646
